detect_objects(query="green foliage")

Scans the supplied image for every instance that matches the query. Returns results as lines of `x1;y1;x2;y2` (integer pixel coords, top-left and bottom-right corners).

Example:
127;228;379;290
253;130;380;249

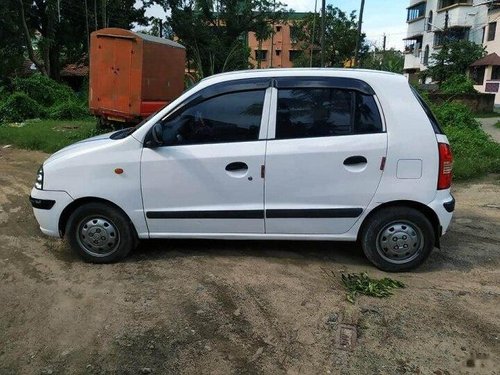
428;40;486;83
0;119;96;153
48;101;89;120
167;0;288;77
432;101;480;130
362;48;404;73
341;273;405;304
292;6;367;68
430;102;500;179
495;121;500;129
0;92;45;123
440;74;477;95
13;74;76;107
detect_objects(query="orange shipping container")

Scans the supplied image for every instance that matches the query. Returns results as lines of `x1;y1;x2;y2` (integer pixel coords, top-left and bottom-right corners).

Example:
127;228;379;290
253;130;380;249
89;28;186;125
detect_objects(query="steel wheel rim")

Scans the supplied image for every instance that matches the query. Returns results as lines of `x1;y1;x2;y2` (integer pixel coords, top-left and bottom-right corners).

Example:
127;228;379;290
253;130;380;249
375;220;423;264
77;216;120;257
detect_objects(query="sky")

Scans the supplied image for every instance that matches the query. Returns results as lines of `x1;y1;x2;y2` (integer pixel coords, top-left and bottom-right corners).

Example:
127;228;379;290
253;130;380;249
140;0;407;51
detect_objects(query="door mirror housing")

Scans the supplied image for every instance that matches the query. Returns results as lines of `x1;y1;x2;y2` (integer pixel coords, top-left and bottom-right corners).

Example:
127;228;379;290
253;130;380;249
145;123;164;148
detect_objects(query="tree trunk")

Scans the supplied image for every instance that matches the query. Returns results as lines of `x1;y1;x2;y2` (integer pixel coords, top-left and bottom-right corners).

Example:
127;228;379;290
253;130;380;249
257;39;262;69
18;0;48;75
101;0;106;28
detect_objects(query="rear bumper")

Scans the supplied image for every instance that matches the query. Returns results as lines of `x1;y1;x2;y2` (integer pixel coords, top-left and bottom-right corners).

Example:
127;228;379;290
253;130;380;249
428;190;455;235
30;188;74;237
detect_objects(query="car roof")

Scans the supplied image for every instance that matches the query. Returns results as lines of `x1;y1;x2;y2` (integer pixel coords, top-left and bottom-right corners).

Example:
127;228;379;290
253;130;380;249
200;68;406;87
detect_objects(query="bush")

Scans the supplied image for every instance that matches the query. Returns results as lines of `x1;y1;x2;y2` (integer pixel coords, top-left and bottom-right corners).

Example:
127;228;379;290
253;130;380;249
13;73;76;107
431;101;480;130
48;101;89;120
440;74;477;95
429;102;500;180
0;92;45;122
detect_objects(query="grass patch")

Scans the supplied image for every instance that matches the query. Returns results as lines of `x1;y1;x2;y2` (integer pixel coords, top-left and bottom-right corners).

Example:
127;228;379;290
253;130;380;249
341;273;405;304
0;118;98;153
495;121;500;129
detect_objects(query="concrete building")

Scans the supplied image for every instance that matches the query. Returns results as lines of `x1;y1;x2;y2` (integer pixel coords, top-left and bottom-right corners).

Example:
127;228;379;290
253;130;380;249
470;2;500;104
247;13;307;68
403;0;488;83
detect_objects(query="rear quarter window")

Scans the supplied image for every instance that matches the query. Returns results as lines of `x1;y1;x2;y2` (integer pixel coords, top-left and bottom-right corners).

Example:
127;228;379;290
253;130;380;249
411;87;444;134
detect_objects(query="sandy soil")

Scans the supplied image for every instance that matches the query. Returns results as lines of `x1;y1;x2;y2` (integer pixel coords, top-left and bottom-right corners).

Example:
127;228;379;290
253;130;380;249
0;146;499;375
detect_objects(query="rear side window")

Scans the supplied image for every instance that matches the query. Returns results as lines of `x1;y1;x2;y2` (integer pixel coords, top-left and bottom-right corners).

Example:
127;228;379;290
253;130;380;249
411;87;444;134
276;88;383;140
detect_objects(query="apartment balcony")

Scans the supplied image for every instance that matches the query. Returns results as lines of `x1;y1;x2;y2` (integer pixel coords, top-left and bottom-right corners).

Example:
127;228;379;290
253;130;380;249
404;50;423;71
437;0;473;13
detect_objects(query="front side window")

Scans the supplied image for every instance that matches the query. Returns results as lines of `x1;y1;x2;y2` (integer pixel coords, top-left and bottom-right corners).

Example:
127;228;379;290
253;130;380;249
160;90;265;146
275;88;382;140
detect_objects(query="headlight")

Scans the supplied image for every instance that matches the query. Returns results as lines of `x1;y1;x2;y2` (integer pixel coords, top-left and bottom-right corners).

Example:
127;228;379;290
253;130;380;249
35;166;44;190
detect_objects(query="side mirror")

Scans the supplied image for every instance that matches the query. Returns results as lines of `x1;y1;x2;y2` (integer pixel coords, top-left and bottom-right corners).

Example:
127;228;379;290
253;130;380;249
147;123;163;147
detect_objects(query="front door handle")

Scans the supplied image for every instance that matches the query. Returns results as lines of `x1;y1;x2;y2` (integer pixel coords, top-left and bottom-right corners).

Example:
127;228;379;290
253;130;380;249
343;156;367;165
225;162;248;172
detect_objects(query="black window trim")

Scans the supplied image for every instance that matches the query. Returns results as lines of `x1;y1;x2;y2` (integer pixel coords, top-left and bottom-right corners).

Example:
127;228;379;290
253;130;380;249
410;86;444;134
273;77;376;95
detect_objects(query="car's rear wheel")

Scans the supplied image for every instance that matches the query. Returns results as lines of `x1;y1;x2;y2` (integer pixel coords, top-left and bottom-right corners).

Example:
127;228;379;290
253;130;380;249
360;207;435;272
66;202;136;263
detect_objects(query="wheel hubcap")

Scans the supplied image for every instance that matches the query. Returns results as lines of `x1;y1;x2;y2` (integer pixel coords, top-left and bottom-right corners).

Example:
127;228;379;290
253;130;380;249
376;221;423;264
78;217;119;257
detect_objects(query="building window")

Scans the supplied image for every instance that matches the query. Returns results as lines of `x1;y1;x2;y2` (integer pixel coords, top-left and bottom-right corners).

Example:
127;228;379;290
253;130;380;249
404;35;423;54
471;66;485;85
289;50;301;62
438;0;472;10
492;66;500;80
276;49;281;56
423;45;430;65
434;27;469;46
427;11;433;31
482;26;486;43
290;25;300;44
276;26;282;32
407;2;426;22
488;22;497;42
255;50;267;61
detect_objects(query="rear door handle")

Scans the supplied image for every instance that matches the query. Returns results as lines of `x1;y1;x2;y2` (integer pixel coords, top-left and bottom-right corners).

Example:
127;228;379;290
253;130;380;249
343;156;367;165
225;162;248;172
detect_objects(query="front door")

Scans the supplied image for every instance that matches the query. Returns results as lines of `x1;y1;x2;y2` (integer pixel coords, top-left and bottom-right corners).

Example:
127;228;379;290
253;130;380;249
141;86;271;236
264;78;388;235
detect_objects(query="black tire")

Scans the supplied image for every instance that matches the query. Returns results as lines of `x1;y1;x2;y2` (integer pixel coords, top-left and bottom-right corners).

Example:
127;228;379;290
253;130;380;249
65;202;137;263
360;206;435;272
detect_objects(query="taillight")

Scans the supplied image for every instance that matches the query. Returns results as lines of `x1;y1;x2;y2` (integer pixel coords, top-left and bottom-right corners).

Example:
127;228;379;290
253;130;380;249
438;143;453;190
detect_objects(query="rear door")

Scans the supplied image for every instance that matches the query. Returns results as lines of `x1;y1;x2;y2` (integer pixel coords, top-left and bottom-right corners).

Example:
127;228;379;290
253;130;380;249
264;77;388;235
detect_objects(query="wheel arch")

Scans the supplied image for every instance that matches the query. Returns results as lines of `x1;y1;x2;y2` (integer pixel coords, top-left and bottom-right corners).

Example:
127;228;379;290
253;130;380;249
358;200;441;248
58;196;137;238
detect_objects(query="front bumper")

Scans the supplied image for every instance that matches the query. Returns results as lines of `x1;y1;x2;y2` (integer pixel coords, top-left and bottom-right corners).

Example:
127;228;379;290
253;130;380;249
30;188;74;237
428;190;455;236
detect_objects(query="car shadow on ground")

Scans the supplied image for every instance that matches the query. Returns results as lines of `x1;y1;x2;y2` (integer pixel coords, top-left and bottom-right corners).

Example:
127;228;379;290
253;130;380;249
127;238;372;268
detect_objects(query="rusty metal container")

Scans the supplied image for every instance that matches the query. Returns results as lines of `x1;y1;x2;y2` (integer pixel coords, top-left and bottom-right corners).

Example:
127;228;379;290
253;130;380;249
89;28;186;124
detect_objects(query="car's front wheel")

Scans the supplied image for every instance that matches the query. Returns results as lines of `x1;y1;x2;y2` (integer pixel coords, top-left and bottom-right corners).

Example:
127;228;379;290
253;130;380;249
66;202;136;263
360;207;435;272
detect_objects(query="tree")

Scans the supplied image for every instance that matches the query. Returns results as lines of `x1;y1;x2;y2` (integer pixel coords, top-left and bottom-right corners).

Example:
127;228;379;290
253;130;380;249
11;0;148;80
362;48;404;74
0;0;28;79
292;5;367;68
427;40;486;83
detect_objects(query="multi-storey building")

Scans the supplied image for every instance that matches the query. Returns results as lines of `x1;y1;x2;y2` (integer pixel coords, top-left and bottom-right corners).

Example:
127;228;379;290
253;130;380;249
470;2;500;104
247;13;307;68
403;0;488;83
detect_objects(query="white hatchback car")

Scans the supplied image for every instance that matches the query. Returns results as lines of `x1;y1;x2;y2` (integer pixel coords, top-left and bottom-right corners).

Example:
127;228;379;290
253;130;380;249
30;69;454;271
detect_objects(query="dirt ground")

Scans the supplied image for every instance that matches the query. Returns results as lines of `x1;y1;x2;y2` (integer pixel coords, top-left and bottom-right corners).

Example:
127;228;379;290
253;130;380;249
0;146;498;375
